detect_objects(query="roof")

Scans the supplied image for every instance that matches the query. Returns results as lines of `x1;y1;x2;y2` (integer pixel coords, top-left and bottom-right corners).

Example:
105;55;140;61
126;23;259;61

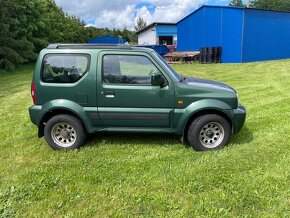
46;44;157;53
135;22;176;35
177;5;290;24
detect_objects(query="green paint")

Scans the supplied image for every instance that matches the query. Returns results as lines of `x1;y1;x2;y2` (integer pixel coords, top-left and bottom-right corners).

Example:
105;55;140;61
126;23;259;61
29;45;246;142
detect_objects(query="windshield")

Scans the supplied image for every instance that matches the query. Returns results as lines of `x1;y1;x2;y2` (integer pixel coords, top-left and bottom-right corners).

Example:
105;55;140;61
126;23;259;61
152;51;181;82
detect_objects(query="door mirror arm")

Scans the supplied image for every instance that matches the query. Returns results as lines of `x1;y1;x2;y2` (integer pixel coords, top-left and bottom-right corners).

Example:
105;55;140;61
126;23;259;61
151;73;166;87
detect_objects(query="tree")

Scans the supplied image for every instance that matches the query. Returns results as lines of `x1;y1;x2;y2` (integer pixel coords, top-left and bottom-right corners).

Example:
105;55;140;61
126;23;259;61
229;0;245;6
121;28;138;44
135;17;147;32
250;0;290;11
0;0;88;71
0;0;36;70
0;0;138;71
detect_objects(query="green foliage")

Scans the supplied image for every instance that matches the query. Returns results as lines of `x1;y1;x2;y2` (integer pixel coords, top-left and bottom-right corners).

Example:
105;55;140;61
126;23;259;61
251;0;290;11
229;0;245;6
135;17;147;31
0;0;85;71
0;60;290;216
0;0;36;70
0;0;137;71
83;27;137;45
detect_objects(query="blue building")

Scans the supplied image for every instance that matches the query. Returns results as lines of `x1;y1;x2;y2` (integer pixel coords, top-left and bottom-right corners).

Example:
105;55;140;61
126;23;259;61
136;23;177;45
88;36;127;44
177;5;290;63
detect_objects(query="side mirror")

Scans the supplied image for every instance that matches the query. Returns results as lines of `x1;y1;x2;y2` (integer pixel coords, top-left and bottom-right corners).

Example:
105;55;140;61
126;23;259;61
151;73;166;87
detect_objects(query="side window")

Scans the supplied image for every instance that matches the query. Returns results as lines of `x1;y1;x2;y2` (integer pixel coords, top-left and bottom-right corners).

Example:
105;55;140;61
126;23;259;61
42;54;90;83
103;55;159;85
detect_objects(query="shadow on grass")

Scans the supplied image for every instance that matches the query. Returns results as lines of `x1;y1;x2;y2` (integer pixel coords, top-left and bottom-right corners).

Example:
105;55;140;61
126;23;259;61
86;132;181;148
85;125;253;149
229;125;253;145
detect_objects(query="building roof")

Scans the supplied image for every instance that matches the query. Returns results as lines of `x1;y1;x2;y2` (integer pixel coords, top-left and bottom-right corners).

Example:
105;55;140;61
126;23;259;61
177;5;290;24
135;22;176;35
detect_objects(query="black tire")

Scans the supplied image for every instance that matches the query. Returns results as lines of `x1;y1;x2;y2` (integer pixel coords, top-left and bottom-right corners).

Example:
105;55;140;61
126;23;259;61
44;114;87;150
187;114;231;151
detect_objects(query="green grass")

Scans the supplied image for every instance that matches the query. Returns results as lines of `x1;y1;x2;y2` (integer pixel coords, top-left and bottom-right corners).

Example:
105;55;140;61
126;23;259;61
0;61;290;217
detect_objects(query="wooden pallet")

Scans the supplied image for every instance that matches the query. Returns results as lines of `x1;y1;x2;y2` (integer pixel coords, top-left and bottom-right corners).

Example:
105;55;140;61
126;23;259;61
164;51;200;63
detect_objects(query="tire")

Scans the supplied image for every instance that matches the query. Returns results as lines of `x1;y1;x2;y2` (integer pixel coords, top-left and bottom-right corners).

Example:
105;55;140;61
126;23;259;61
44;114;87;150
187;114;231;151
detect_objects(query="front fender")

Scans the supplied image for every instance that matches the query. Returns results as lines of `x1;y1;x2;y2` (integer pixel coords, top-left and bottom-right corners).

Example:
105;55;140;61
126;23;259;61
174;99;233;134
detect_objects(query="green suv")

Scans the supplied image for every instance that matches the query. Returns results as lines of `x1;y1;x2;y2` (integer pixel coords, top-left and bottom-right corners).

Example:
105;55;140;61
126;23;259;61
29;44;246;151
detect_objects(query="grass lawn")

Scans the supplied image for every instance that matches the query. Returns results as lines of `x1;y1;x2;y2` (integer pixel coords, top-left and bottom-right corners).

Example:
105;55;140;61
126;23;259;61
0;61;289;217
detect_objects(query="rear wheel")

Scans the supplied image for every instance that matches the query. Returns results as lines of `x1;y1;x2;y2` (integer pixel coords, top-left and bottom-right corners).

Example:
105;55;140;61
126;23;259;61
44;114;86;150
187;114;231;151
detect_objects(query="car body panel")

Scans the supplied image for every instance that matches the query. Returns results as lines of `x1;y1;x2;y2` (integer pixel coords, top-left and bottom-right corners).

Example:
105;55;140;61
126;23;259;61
29;45;246;140
96;50;175;127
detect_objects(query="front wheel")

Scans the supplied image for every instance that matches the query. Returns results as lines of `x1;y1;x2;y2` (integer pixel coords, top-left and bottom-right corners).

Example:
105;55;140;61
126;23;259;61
44;114;87;150
187;114;231;151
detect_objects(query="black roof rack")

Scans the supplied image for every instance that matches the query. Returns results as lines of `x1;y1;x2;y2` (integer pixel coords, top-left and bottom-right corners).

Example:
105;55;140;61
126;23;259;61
47;43;132;49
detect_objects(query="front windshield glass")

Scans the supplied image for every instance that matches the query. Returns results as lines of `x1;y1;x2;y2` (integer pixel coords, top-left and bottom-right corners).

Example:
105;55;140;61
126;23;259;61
152;51;181;82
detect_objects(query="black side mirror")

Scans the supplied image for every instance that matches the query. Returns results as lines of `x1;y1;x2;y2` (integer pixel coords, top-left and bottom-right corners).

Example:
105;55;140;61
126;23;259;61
151;73;166;87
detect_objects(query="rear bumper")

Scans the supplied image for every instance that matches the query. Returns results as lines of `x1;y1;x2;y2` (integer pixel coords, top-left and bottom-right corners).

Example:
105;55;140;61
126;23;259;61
232;104;246;134
29;105;46;126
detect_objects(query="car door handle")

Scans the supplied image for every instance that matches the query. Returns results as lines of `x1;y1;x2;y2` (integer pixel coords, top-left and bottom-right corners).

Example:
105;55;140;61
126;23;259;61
104;90;115;98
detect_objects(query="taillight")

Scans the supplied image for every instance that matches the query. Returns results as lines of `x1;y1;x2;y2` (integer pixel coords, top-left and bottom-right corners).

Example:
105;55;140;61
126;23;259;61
31;81;36;105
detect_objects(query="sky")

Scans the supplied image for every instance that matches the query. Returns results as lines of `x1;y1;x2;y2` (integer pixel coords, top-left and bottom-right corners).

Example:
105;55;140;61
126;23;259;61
54;0;245;30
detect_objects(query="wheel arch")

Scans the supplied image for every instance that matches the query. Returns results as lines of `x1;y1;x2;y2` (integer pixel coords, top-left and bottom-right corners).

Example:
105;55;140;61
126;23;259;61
182;109;232;143
38;109;88;138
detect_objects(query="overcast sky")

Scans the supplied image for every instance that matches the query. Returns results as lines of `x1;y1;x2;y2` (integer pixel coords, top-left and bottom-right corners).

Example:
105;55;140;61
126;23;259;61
55;0;241;30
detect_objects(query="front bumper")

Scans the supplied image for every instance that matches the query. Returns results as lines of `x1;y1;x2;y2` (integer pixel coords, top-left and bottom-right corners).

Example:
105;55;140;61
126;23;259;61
231;104;246;134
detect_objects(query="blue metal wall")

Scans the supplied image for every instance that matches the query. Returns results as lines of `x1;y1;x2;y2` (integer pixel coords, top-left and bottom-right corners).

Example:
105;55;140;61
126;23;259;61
221;8;244;63
242;9;290;62
177;5;290;63
177;8;207;51
177;6;243;62
156;25;177;36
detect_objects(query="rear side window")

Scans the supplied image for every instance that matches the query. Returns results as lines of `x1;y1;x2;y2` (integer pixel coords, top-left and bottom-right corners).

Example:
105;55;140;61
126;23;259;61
103;55;159;85
42;54;90;83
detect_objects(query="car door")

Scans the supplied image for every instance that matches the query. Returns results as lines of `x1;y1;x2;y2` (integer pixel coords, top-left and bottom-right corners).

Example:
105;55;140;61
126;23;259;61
96;51;175;128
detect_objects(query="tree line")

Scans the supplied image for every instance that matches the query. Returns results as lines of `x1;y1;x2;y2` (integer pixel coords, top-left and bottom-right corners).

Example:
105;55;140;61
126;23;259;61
229;0;290;11
0;0;137;71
